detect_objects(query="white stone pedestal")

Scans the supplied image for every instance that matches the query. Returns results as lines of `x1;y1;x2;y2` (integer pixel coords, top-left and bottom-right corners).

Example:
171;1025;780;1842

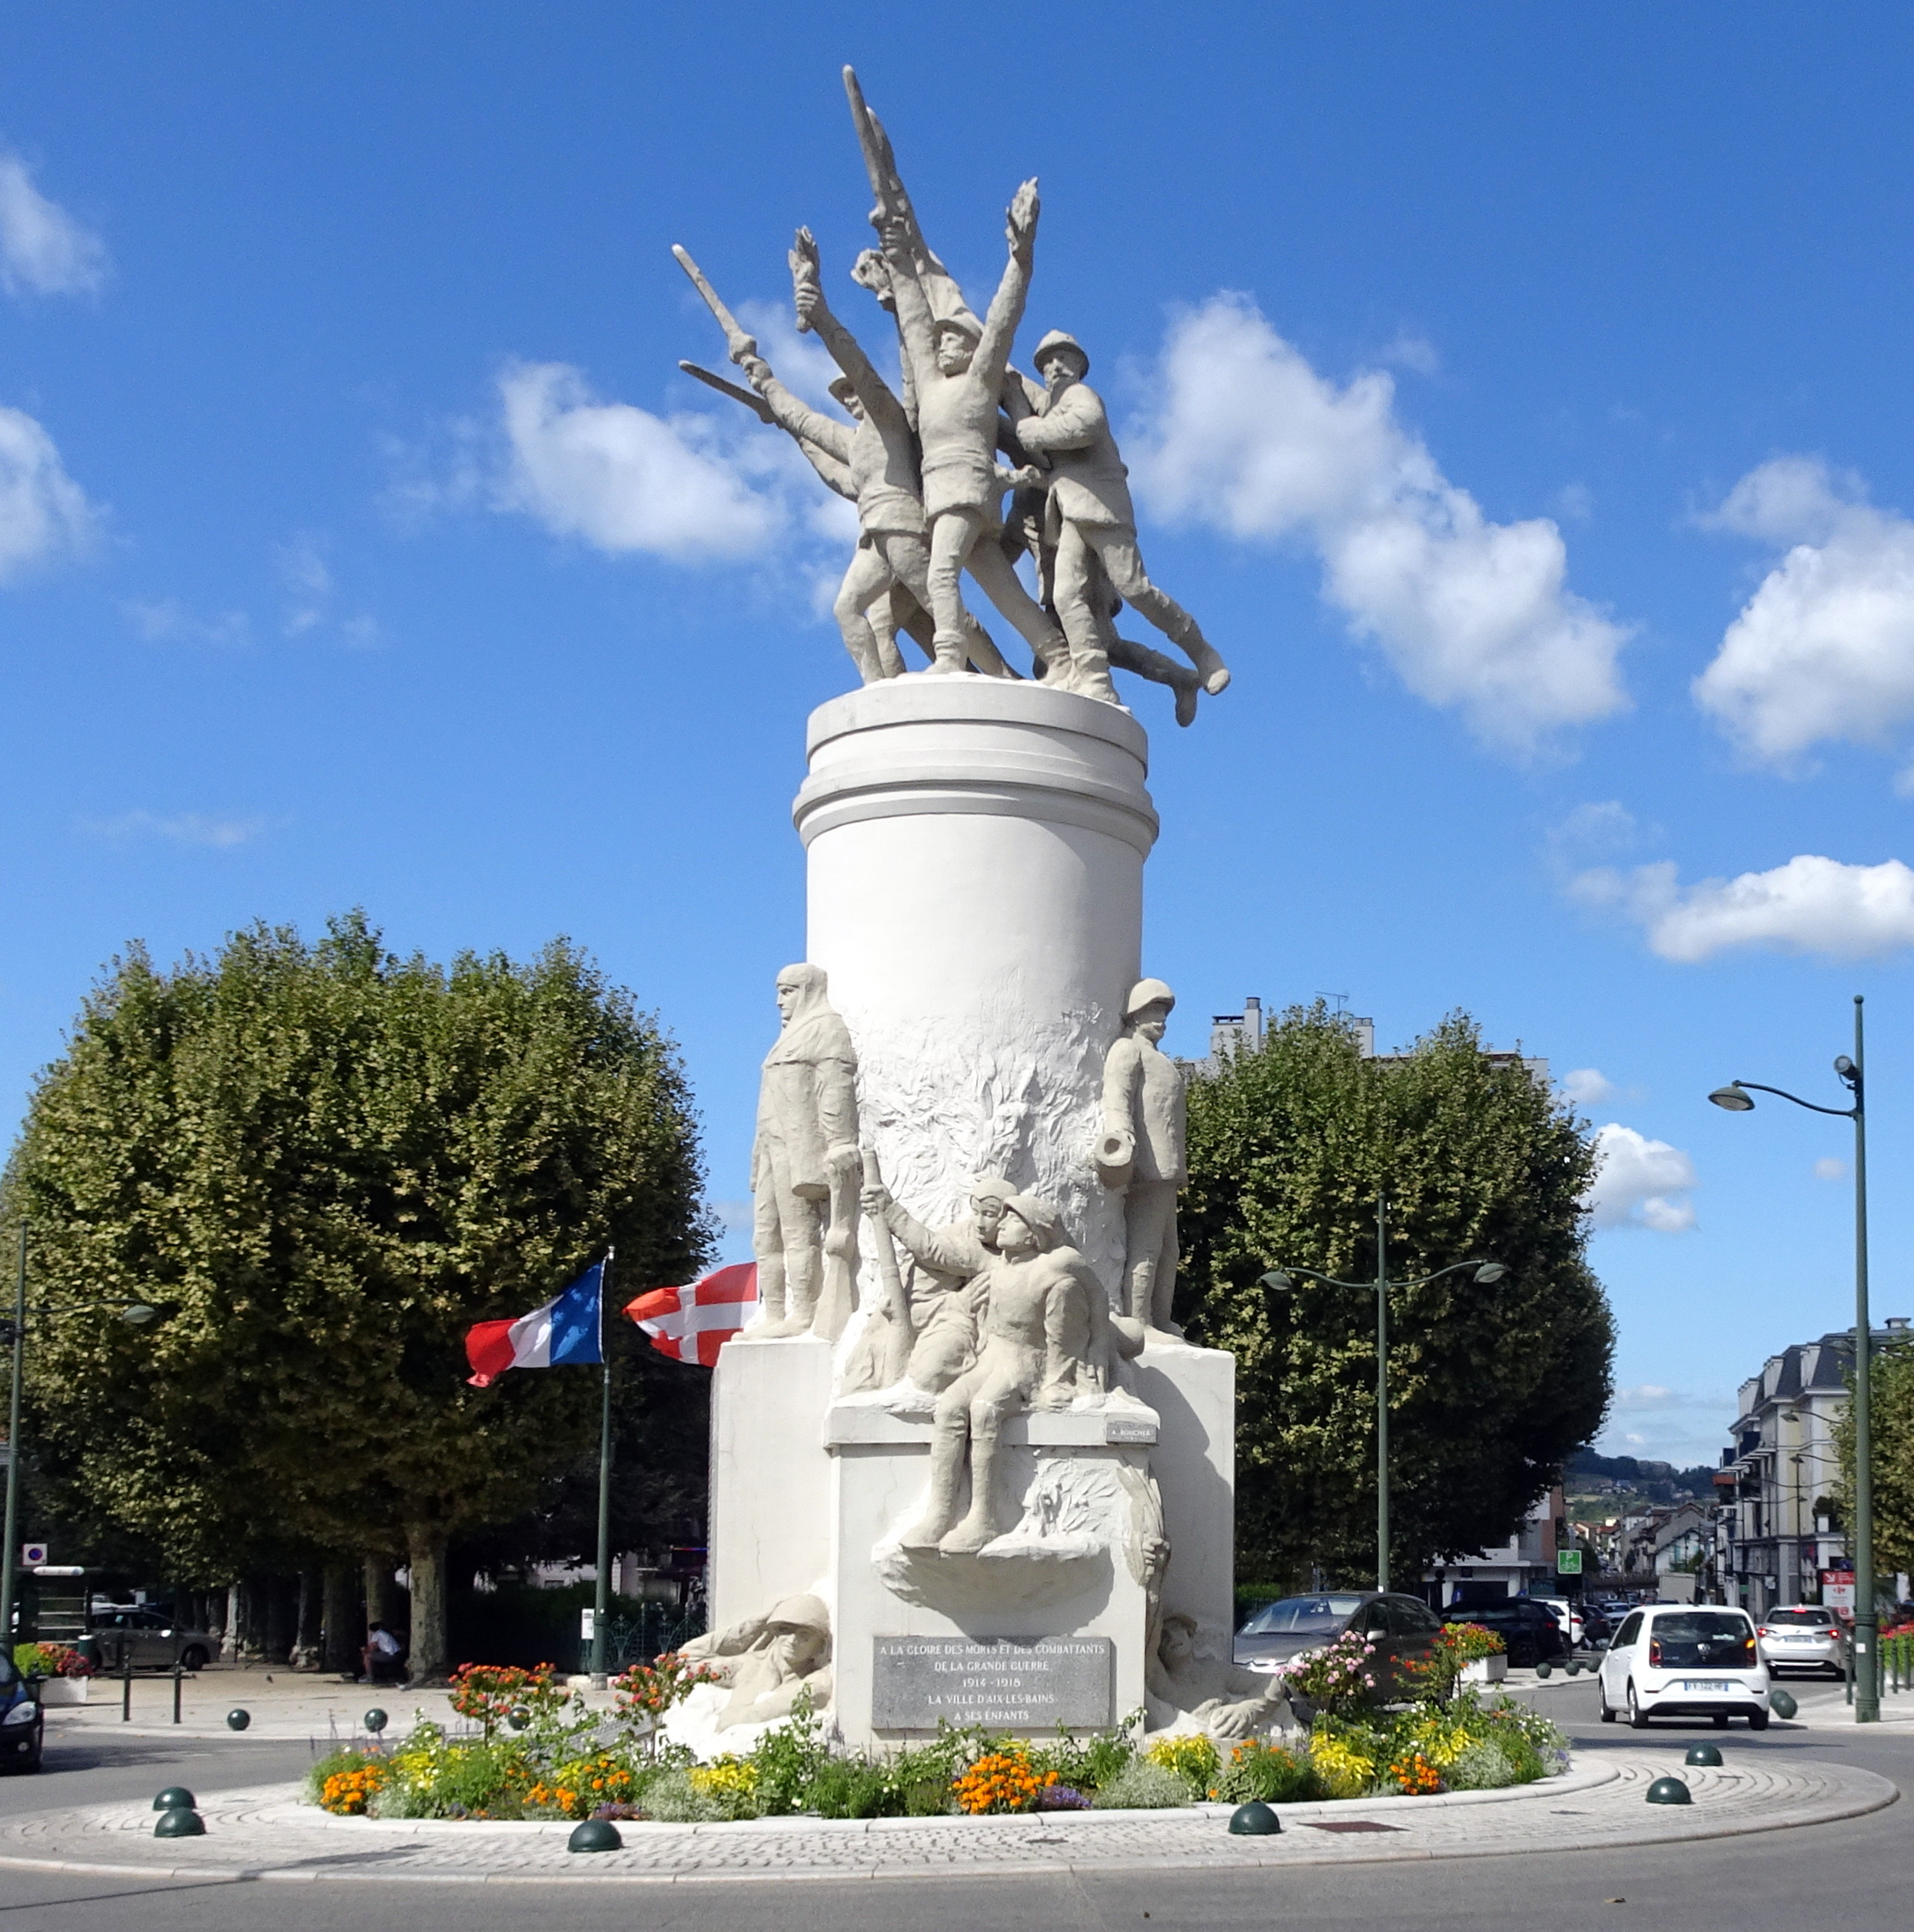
795;674;1156;1288
692;673;1238;1755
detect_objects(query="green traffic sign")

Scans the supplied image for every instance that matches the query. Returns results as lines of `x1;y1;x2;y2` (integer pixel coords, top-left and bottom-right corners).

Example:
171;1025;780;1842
1557;1549;1583;1575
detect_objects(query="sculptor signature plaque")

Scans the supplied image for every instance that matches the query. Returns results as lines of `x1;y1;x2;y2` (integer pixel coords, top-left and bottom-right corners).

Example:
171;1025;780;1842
872;1635;1113;1731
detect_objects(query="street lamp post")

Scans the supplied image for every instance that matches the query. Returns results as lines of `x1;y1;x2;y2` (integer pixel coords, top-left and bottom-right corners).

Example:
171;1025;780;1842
1709;993;1877;1721
1261;1193;1507;1595
0;1224;158;1651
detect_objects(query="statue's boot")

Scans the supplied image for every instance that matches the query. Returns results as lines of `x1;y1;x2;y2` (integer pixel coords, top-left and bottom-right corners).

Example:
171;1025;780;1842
901;1432;965;1550
929;629;969;676
1170;612;1230;695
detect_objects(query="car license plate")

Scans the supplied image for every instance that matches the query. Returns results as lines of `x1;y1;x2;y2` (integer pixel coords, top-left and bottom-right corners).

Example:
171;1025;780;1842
1680;1679;1734;1691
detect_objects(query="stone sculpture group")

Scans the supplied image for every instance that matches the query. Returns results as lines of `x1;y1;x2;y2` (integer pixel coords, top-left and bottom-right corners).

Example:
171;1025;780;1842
664;71;1253;1761
676;69;1229;726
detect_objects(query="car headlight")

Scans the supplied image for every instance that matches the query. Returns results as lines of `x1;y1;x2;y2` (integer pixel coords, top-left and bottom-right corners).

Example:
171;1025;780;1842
3;1701;39;1726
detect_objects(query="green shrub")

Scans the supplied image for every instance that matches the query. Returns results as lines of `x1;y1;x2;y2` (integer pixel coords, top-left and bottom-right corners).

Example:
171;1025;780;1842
746;1691;831;1814
1211;1739;1318;1804
808;1756;896;1819
640;1769;727;1823
1143;1732;1221;1797
1029;1720;1138;1796
1444;1739;1517;1791
1091;1758;1193;1810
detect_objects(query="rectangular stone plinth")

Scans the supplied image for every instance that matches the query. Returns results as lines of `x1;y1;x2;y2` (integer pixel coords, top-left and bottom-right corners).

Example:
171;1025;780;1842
872;1635;1114;1731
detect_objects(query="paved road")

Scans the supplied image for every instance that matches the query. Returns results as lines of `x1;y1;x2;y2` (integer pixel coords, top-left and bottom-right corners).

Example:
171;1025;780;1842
0;1676;1902;1931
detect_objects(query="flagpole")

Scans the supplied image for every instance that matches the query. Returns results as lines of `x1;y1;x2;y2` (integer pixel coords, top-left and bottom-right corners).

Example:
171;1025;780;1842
590;1250;613;1688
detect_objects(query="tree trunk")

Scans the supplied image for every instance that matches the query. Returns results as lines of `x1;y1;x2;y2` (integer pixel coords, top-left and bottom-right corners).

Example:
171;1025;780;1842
404;1526;448;1684
221;1582;240;1662
294;1570;322;1667
262;1574;292;1664
321;1563;358;1675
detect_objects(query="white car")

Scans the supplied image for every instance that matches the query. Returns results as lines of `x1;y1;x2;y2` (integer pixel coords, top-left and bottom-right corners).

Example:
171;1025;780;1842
1597;1605;1771;1729
1526;1595;1587;1648
1756;1605;1849;1678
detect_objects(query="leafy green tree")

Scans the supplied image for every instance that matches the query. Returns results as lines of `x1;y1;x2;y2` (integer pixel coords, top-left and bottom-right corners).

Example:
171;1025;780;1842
3;915;711;1677
1834;1338;1914;1585
1181;1005;1613;1588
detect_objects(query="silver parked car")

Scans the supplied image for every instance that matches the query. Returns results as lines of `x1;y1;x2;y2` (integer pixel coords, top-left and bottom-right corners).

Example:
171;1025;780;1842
1756;1605;1849;1678
88;1606;218;1672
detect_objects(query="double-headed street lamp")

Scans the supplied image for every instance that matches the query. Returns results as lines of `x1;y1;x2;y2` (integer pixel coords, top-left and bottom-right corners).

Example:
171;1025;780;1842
1709;994;1878;1721
1261;1194;1507;1595
0;1226;158;1648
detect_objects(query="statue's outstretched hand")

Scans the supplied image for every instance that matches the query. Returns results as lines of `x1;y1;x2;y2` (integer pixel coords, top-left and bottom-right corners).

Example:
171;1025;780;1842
1006;179;1040;255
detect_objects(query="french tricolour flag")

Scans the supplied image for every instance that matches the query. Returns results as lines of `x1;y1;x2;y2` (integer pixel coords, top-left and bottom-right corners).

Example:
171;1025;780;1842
624;1263;758;1367
464;1260;606;1388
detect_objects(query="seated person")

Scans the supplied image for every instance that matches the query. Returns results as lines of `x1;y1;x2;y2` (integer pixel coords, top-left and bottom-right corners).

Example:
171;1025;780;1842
360;1622;406;1685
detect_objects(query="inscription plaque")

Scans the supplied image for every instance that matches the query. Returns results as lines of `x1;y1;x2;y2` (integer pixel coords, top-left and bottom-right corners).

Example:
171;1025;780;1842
872;1635;1114;1731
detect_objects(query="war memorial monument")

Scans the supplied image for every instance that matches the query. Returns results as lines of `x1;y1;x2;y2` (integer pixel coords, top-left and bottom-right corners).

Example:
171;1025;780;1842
665;71;1270;1757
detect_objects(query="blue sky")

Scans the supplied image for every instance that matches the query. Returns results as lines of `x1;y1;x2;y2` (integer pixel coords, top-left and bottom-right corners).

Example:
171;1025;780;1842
5;2;1912;1469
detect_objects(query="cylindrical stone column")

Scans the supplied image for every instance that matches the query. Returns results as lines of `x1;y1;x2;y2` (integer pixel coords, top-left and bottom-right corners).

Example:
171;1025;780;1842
793;676;1157;1293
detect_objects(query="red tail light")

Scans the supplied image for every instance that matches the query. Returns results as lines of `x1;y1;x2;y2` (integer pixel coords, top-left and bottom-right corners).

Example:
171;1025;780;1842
1648;1638;1663;1667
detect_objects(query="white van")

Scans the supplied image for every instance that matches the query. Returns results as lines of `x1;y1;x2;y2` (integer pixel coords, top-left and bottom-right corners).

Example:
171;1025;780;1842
1597;1605;1771;1729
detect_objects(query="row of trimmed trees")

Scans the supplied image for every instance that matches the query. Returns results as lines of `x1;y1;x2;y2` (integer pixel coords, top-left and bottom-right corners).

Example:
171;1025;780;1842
4;927;1619;1668
2;915;711;1677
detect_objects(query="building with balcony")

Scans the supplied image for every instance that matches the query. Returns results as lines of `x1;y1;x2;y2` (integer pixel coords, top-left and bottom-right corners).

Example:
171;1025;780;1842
1720;1320;1910;1616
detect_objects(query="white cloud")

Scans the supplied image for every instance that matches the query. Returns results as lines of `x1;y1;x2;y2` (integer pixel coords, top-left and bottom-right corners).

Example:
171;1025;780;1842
0;403;100;583
1814;1157;1849;1181
1585;1123;1697;1233
494;360;786;560
1573;852;1914;962
123;598;250;645
80;810;264;848
278;533;333;635
0;151;108;297
1127;294;1630;752
1694;457;1914;766
1562;1067;1616;1107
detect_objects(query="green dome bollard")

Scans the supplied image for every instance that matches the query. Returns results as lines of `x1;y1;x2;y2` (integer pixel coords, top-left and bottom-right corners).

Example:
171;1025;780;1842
1646;1776;1692;1806
568;1818;623;1854
1769;1688;1798;1719
224;1709;251;1731
507;1707;530;1731
363;1708;389;1734
1565;1660;1581;1676
154;1807;206;1837
151;1786;197;1812
1684;1744;1723;1767
1534;1661;1552;1678
1228;1801;1281;1835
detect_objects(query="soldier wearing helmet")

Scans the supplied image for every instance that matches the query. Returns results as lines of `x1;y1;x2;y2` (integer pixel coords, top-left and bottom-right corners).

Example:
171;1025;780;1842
1098;978;1188;1336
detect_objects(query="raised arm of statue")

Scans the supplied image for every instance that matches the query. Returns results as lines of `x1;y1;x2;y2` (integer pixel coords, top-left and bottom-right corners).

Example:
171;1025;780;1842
879;213;938;397
738;354;855;466
974;181;1039;390
789;227;908;436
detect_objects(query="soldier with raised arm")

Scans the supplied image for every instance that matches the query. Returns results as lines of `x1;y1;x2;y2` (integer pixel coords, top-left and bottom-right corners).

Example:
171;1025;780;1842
1016;330;1231;701
879;185;1087;690
783;228;1008;681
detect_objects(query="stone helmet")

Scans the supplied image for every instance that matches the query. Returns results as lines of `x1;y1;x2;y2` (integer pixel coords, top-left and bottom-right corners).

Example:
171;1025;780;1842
932;309;984;344
1125;977;1176;1019
1032;329;1090;376
764;1593;831;1635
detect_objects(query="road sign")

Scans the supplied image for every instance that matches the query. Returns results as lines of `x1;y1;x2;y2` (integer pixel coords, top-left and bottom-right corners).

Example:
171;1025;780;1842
580;1608;596;1639
19;1543;47;1566
1822;1570;1856;1612
1557;1549;1583;1575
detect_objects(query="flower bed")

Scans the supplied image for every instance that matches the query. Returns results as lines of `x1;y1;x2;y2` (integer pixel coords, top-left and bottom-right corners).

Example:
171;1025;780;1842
304;1638;1567;1824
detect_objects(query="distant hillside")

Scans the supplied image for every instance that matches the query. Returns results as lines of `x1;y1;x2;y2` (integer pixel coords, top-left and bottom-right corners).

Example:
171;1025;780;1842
1567;1449;1716;1502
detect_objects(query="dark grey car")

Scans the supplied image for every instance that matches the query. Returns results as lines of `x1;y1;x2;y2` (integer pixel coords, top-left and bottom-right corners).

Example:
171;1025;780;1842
1233;1591;1445;1695
89;1607;218;1672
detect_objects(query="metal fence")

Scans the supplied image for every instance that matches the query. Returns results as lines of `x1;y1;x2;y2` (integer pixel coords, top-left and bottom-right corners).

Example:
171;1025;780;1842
586;1600;707;1674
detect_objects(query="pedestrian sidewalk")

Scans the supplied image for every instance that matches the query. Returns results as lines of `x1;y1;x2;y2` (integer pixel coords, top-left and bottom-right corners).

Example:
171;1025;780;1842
1783;1679;1914;1727
38;1665;620;1744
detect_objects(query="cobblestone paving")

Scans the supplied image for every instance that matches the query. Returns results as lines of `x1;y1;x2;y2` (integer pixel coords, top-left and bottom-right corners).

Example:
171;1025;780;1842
0;1754;1892;1886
